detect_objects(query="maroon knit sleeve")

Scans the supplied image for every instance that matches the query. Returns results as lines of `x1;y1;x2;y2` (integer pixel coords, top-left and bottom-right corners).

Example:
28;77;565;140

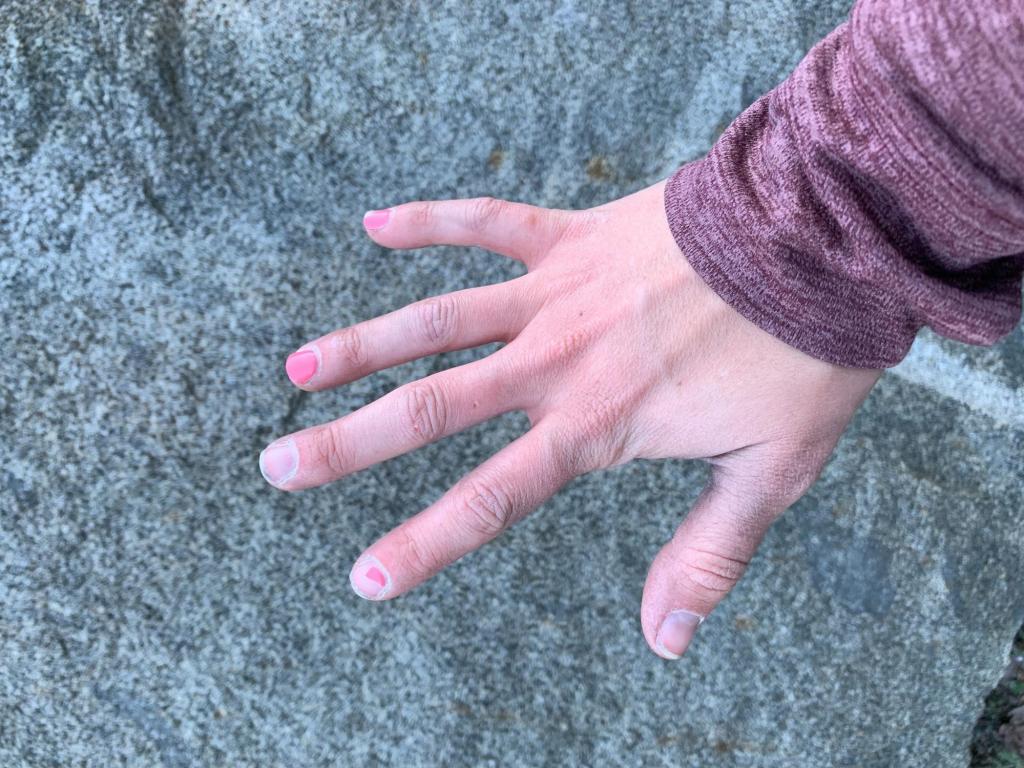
663;0;1024;368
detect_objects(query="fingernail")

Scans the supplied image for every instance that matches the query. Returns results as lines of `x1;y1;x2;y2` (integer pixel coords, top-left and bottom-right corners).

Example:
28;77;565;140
655;609;704;660
350;554;391;600
259;439;299;487
285;348;319;385
363;208;391;231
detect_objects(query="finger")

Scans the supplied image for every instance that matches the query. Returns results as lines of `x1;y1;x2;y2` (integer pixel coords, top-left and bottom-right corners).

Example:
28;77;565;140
640;476;778;660
260;352;525;491
361;196;573;266
285;275;538;390
347;418;578;600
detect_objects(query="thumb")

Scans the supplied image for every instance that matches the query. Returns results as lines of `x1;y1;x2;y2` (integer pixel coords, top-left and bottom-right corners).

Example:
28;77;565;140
640;473;780;660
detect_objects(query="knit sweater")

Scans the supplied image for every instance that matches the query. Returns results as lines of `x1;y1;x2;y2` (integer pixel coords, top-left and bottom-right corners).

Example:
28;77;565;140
663;0;1024;369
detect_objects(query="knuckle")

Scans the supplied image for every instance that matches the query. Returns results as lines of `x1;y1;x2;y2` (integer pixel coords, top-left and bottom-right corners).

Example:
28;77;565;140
537;423;581;482
395;525;439;578
415;295;459;346
568;391;636;471
312;424;352;477
759;444;833;510
457;476;516;538
410;201;436;228
777;465;822;505
722;437;836;519
401;381;449;443
577;392;627;442
521;206;543;234
678;548;749;600
542;410;615;476
536;327;592;370
550;208;600;247
538;264;597;304
466;196;507;233
334;326;367;369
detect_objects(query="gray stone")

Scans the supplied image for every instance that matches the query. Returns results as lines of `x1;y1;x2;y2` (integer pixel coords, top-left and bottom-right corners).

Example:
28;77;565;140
1;1;1021;766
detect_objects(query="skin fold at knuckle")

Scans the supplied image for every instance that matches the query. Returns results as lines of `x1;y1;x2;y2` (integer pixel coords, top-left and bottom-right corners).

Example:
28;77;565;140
719;435;837;517
576;374;651;470
535;262;599;306
394;524;440;581
334;326;367;369
402;381;450;443
676;547;749;601
467;196;507;234
410;200;436;229
415;295;459;347
456;476;517;538
545;403;629;475
312;424;352;477
759;440;836;511
578;399;633;470
549;208;602;250
527;321;602;376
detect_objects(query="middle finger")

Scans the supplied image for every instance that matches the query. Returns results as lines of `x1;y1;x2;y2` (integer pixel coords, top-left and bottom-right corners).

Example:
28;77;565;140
259;350;528;491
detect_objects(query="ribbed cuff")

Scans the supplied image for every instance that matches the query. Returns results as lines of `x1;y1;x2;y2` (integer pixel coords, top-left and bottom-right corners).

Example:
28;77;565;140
663;158;919;370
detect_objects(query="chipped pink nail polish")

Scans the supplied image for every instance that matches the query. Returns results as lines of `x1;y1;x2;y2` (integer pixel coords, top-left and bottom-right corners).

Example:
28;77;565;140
259;439;299;487
655;609;704;660
285;348;318;385
363;208;391;231
350;554;391;600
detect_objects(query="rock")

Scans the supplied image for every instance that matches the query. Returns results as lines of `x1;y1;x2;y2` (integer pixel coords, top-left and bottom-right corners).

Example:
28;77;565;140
1;1;1021;766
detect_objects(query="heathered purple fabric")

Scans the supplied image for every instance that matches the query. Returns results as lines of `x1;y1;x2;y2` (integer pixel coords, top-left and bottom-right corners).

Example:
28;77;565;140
663;0;1024;368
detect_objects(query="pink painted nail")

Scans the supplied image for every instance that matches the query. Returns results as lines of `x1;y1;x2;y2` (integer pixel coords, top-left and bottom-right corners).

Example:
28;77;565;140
363;208;391;231
259;439;299;487
655;609;704;660
350;554;391;600
285;349;318;385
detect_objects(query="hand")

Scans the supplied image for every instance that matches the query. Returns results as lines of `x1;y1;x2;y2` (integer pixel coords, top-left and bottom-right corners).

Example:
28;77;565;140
258;179;881;659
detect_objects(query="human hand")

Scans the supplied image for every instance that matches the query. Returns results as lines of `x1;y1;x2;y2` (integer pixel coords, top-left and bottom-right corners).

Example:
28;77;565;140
258;179;881;659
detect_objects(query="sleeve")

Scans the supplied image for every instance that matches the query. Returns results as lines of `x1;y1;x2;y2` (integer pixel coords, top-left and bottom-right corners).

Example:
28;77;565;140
663;0;1024;368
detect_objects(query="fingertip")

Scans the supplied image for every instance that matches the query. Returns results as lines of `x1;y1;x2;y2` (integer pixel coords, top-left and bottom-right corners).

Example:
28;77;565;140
653;609;704;660
639;539;708;660
349;553;393;601
259;438;300;489
363;208;392;233
285;346;320;387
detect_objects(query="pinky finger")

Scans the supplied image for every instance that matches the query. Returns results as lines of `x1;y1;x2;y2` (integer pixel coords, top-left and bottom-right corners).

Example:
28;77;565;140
348;418;578;601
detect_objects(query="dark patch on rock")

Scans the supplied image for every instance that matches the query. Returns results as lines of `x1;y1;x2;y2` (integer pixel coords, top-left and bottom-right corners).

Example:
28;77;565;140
804;527;896;617
585;155;614;181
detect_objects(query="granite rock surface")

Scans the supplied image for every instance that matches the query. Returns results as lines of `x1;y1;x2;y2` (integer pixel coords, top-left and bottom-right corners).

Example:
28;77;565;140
1;1;1022;766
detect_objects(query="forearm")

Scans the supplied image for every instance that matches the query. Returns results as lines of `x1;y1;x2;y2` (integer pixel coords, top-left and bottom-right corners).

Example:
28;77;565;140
664;0;1024;368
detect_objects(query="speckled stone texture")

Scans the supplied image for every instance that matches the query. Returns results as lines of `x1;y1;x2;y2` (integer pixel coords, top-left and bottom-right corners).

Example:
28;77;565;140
1;2;1021;766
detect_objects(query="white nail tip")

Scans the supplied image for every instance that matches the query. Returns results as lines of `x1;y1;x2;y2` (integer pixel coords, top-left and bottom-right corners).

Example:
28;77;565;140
349;553;392;601
654;609;705;660
258;439;300;487
655;643;683;660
